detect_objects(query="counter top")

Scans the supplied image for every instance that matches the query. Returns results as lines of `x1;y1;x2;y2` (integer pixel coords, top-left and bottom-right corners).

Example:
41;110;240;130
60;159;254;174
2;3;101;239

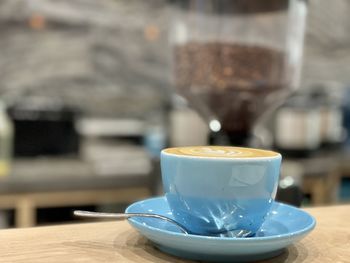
0;204;349;263
0;155;151;194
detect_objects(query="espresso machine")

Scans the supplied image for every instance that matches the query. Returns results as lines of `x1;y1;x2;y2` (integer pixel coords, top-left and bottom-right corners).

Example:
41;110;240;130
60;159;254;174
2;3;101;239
170;0;307;146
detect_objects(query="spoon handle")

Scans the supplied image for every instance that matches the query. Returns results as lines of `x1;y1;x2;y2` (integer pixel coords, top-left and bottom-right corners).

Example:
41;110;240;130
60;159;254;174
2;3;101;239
74;210;137;219
73;210;189;234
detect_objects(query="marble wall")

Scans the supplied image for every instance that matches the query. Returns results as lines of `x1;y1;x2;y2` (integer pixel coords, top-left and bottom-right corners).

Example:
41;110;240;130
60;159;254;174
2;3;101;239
0;0;349;117
0;0;171;118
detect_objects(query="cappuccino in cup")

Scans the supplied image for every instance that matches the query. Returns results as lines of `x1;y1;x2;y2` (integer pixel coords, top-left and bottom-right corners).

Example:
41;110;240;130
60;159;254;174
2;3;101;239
163;146;279;158
161;146;281;236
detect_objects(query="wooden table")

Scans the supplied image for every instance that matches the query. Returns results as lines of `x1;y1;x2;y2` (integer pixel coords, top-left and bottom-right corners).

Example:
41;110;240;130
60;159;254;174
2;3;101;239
0;205;349;263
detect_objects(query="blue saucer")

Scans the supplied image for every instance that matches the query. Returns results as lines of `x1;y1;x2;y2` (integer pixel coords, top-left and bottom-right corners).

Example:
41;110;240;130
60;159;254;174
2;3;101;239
126;197;315;262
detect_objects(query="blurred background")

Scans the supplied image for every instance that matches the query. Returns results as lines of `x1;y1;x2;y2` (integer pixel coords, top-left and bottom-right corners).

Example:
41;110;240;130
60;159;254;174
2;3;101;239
0;0;350;228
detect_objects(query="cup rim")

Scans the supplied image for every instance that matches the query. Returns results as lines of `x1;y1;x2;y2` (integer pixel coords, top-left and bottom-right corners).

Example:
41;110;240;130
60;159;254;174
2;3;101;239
161;146;281;161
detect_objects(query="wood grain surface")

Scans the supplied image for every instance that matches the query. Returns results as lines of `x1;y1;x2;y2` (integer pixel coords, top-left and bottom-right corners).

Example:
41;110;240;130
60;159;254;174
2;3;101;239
0;205;349;263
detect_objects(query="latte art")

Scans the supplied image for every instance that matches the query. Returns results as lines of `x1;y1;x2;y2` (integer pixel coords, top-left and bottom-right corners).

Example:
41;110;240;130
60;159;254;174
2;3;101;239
163;146;279;158
184;147;242;157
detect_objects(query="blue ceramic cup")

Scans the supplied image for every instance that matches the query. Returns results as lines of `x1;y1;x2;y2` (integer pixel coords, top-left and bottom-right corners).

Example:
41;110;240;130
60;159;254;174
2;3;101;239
161;146;282;236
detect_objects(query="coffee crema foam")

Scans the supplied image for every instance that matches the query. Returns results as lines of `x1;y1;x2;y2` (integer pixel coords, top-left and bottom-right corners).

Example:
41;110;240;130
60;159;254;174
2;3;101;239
163;146;279;158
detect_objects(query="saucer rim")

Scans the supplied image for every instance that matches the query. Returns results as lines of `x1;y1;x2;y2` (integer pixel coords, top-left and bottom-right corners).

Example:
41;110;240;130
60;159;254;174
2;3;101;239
126;196;316;242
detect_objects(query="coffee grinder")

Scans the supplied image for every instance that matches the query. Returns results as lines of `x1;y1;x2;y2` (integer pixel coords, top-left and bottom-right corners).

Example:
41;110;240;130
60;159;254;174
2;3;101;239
170;0;307;146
